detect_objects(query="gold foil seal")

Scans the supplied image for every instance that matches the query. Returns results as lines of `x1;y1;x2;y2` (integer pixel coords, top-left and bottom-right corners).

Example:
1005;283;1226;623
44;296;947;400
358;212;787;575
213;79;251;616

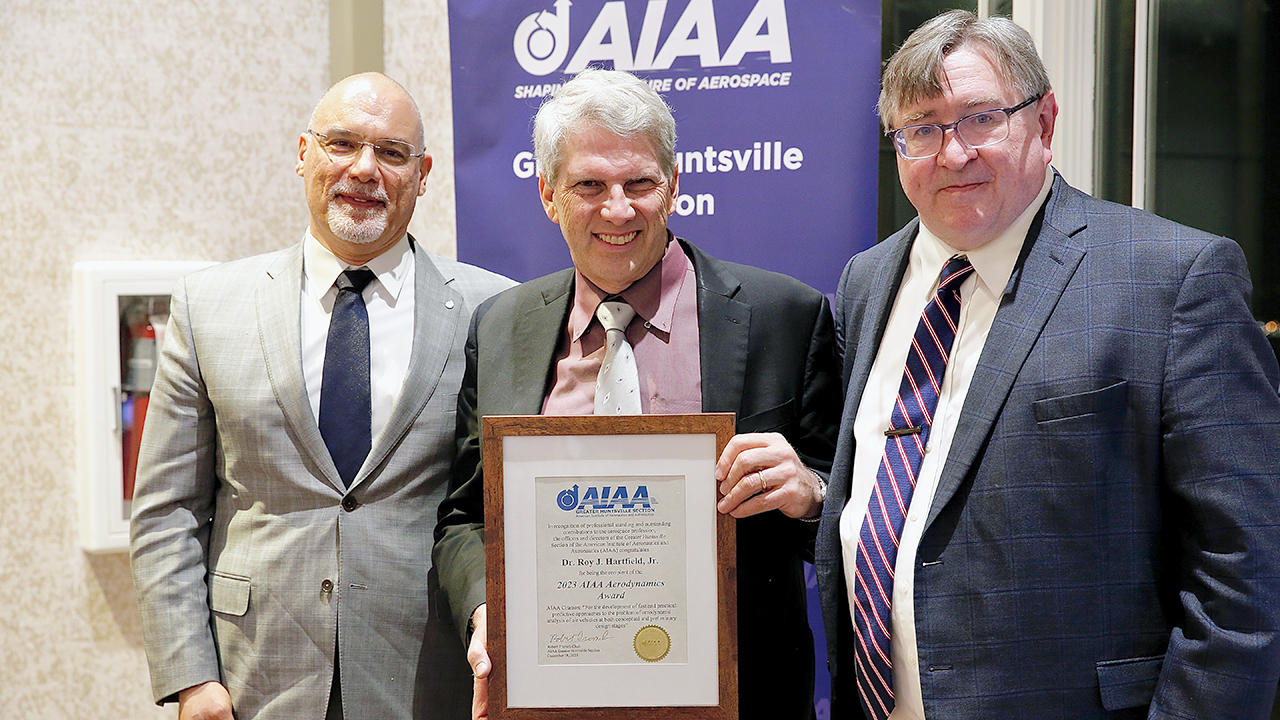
633;625;671;662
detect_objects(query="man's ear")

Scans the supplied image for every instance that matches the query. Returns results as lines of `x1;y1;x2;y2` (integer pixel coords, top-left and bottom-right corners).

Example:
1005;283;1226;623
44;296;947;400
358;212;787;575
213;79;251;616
539;175;560;224
417;154;433;196
1036;91;1059;163
296;134;309;177
667;164;680;216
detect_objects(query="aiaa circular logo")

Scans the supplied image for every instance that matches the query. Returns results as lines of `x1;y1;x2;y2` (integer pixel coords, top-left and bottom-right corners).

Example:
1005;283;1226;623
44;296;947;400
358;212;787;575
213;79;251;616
513;1;571;76
557;484;580;511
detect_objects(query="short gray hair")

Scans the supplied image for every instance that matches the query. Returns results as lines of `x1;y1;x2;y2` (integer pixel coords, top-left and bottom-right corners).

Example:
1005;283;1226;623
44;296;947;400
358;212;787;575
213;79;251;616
533;67;677;186
878;10;1051;131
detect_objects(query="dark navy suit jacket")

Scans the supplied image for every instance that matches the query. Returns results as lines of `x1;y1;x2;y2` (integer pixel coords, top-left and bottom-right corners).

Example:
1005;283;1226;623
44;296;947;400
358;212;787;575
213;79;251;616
816;174;1280;719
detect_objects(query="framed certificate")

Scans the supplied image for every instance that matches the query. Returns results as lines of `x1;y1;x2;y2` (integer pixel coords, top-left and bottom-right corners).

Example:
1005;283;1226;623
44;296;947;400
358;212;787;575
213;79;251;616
483;413;738;719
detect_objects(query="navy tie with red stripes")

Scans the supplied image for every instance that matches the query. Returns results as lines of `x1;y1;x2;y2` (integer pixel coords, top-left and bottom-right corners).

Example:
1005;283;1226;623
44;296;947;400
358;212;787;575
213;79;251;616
853;255;974;720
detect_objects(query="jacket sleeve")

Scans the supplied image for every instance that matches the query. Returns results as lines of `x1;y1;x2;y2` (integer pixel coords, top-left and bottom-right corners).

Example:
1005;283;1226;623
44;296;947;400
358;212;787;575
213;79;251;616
1152;235;1280;717
736;281;842;561
433;300;490;642
793;292;842;479
128;276;222;705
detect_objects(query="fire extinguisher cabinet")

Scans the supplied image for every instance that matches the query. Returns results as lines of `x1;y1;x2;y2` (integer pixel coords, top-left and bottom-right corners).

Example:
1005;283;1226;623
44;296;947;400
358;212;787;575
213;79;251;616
73;261;217;553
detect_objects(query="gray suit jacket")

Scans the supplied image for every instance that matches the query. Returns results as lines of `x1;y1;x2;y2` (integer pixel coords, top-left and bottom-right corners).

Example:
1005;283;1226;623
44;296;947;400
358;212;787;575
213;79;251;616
816;174;1280;719
130;238;514;720
434;239;842;720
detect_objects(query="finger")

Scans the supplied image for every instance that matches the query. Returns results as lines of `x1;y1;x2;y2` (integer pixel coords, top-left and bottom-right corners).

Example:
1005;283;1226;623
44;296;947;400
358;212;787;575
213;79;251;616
718;447;768;497
714;433;777;481
730;471;802;518
727;488;780;518
468;606;490;678
718;434;798;494
473;674;489;720
470;603;490;719
717;469;769;514
469;642;490;678
728;468;818;519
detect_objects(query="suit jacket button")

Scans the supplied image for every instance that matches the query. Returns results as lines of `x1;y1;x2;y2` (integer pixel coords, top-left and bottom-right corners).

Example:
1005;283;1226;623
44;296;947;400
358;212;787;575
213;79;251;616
321;579;334;593
342;496;359;512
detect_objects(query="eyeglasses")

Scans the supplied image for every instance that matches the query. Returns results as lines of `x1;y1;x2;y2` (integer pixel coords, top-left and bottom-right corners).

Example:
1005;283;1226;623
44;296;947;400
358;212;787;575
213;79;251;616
306;129;425;168
887;94;1042;160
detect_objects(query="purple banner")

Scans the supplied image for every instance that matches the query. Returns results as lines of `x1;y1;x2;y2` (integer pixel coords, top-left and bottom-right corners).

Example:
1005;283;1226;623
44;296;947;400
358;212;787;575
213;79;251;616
448;0;881;296
448;3;881;715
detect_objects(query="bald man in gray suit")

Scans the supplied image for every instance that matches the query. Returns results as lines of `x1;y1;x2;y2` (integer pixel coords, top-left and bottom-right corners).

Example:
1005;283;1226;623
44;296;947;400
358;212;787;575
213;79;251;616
130;73;513;720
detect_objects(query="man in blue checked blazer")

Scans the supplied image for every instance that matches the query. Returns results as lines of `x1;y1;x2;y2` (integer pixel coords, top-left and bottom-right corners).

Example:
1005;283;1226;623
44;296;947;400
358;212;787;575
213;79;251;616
816;10;1280;720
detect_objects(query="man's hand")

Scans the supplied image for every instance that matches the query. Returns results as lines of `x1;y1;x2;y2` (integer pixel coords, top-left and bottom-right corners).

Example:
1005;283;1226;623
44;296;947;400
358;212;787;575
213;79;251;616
715;432;824;519
469;604;490;720
177;681;234;720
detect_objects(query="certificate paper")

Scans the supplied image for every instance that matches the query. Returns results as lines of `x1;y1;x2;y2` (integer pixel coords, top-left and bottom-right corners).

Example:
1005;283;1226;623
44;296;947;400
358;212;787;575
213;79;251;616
536;475;688;665
483;414;737;719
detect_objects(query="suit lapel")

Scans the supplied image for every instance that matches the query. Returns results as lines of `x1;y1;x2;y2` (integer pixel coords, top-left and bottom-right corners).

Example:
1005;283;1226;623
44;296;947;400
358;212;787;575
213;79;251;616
353;243;458;488
926;176;1088;527
257;245;343;489
513;273;574;413
826;226;913;510
682;241;750;415
845;223;916;414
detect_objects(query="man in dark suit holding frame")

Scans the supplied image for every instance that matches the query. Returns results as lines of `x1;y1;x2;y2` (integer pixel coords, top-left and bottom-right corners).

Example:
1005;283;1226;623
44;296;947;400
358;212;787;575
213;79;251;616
434;67;841;720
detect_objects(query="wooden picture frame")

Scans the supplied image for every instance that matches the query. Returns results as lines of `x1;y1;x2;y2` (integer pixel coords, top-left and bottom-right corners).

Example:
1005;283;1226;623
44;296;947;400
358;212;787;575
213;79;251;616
482;413;738;719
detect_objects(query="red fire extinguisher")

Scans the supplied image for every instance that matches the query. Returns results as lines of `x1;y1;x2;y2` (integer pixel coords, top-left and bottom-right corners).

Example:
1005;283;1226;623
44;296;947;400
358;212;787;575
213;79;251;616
122;317;156;501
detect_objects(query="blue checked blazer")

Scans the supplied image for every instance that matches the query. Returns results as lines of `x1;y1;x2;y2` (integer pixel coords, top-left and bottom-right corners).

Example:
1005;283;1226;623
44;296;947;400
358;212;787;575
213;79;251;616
816;173;1280;719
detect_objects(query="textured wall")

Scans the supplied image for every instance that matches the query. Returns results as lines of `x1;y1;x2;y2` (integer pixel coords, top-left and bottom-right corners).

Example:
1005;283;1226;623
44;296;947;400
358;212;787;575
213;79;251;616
389;0;460;258
0;0;457;716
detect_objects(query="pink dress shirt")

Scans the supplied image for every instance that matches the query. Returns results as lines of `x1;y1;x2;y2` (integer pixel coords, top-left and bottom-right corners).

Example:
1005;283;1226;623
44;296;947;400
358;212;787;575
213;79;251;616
542;238;702;415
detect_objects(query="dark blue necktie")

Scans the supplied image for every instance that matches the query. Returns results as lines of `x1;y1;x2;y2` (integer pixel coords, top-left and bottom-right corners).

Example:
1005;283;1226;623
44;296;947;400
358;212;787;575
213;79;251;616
319;268;376;487
853;255;974;720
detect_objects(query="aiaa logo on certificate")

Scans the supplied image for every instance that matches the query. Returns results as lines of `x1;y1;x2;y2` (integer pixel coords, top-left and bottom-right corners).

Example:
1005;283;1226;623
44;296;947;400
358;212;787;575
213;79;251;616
556;483;655;514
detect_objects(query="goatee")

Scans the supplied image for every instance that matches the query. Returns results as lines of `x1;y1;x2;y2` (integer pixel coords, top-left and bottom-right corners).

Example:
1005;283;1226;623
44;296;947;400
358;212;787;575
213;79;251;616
327;182;390;245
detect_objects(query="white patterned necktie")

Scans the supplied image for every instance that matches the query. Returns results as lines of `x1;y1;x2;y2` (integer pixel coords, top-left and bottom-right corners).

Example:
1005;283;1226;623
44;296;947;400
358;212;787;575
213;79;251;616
593;300;641;414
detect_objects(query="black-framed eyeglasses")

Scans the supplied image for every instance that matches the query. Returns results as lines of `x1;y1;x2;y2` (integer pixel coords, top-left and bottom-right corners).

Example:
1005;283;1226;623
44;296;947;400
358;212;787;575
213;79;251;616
887;94;1043;160
306;129;425;168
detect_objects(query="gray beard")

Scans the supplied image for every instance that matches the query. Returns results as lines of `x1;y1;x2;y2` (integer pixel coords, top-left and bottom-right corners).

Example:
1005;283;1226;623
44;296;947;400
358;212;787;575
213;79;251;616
326;201;388;245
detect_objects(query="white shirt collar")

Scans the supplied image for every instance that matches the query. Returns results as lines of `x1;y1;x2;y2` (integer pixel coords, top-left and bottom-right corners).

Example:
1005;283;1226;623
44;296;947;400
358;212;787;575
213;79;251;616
915;166;1055;300
302;231;414;300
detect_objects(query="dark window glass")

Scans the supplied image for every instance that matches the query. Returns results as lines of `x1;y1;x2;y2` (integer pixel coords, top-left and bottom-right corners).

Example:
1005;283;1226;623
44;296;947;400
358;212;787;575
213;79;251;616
1149;0;1279;326
1095;0;1137;206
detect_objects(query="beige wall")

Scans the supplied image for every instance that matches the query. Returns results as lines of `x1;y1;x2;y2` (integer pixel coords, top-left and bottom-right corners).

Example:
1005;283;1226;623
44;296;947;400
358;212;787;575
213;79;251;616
389;1;459;257
0;0;455;715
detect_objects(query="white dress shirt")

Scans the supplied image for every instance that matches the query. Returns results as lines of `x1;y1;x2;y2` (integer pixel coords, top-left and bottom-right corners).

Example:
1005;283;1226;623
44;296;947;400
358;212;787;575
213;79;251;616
840;168;1053;718
301;232;415;448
